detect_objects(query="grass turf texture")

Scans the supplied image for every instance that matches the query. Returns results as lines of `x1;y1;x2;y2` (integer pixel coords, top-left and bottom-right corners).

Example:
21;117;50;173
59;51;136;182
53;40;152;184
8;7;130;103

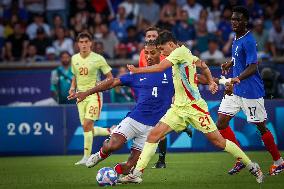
0;152;283;189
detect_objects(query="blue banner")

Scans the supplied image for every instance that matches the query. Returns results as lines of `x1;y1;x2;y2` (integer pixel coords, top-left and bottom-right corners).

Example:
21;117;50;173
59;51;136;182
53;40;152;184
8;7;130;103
0;100;283;155
0;106;64;155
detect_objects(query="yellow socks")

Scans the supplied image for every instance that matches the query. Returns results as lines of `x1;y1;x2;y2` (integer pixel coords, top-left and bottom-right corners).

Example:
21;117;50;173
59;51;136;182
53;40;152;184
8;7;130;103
83;131;93;157
224;139;252;166
93;127;110;136
136;142;159;171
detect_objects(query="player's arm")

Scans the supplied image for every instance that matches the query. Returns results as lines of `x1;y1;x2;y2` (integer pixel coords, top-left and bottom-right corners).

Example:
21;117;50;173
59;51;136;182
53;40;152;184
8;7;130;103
195;59;218;94
221;59;233;75
127;59;172;73
69;77;76;95
67;77;122;103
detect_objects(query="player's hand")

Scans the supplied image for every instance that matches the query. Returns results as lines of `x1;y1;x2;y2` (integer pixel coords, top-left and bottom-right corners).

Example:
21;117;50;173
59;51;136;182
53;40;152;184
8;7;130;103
230;77;240;84
209;81;218;94
69;88;75;95
127;64;139;73
224;82;233;95
221;61;233;75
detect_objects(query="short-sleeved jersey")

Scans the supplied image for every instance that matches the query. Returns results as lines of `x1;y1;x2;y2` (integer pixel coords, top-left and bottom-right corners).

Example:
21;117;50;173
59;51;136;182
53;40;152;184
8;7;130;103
71;52;112;92
119;68;174;126
166;45;201;106
232;31;265;99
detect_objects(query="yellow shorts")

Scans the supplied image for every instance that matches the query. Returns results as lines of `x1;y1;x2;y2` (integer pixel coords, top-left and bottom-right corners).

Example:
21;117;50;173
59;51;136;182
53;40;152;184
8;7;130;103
160;99;217;133
77;92;103;125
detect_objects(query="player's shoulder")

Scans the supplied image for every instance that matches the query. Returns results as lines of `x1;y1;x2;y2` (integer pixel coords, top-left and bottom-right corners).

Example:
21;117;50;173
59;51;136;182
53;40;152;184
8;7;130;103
71;53;80;59
245;31;256;42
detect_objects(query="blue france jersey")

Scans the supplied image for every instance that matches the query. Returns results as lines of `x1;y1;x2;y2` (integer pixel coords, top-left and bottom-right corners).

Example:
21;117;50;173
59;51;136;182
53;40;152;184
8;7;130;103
119;68;174;126
232;31;265;99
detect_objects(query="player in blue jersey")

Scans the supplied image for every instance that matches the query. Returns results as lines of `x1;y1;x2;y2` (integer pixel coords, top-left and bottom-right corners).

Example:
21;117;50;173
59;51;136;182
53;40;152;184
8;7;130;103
217;6;284;176
68;40;174;175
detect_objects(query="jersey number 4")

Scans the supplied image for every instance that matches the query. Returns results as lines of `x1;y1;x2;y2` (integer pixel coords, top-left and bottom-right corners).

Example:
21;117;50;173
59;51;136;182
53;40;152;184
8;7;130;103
152;87;158;97
79;67;88;75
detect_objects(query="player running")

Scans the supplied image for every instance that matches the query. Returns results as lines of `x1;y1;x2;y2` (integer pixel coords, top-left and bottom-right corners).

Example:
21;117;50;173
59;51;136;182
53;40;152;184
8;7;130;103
122;31;264;184
69;32;113;165
68;40;174;175
216;6;284;175
140;27;192;169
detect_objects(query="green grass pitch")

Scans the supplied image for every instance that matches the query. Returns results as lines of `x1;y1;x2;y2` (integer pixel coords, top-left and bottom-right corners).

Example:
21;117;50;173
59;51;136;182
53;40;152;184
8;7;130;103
1;152;283;189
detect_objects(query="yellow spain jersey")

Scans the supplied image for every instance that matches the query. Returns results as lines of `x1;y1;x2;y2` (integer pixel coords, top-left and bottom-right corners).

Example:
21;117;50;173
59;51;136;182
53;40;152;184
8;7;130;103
71;52;112;93
165;45;201;106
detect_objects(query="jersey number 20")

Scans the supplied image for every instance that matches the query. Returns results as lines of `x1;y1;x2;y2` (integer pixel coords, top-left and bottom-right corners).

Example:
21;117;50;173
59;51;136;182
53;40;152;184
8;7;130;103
152;87;158;97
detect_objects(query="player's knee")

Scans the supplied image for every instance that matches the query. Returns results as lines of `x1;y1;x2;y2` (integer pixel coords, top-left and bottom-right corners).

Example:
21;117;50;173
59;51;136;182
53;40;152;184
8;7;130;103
147;131;160;143
212;138;226;149
216;118;228;130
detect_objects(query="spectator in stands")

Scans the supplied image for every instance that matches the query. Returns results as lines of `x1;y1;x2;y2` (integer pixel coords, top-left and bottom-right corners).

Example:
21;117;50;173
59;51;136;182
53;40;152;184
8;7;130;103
70;11;90;38
199;9;217;33
216;7;232;45
246;0;263;20
53;27;74;56
90;0;112;20
207;0;224;26
110;5;133;41
268;17;284;57
192;18;215;55
96;23;119;59
50;14;64;36
25;44;44;63
26;13;51;40
114;43;131;59
252;19;269;56
94;41;110;59
30;27;52;57
4;23;29;61
45;46;57;61
172;9;195;48
50;51;75;104
261;67;284;99
0;19;4;61
222;32;234;57
46;0;67;28
121;25;142;57
158;0;181;30
139;0;160;26
23;0;44;20
69;0;91;18
3;0;28;24
110;66;134;103
200;38;224;61
119;0;140;24
182;0;203;22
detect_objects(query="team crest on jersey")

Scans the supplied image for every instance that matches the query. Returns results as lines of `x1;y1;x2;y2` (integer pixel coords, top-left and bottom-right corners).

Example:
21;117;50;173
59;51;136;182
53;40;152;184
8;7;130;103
162;73;168;84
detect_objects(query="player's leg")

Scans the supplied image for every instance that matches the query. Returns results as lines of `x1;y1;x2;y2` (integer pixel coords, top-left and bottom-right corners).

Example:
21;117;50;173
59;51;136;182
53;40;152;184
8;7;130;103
75;101;90;165
190;99;264;183
86;117;135;168
114;148;141;175
204;129;264;183
93;127;111;137
120;107;183;184
120;121;173;184
86;133;126;168
152;137;167;169
242;97;283;175
217;95;245;174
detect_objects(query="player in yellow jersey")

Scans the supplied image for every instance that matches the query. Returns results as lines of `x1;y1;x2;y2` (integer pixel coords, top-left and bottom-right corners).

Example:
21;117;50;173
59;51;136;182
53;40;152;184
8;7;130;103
69;32;114;165
121;31;264;184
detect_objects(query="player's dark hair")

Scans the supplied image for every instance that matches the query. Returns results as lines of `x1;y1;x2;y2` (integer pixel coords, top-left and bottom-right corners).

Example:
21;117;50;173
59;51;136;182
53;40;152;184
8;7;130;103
157;30;177;45
232;6;249;21
60;51;71;57
144;39;158;47
76;32;93;42
144;26;161;35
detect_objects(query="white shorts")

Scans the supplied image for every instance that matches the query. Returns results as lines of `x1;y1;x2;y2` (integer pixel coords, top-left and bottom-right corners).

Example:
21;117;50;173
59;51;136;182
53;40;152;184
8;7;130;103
111;117;153;151
218;94;267;123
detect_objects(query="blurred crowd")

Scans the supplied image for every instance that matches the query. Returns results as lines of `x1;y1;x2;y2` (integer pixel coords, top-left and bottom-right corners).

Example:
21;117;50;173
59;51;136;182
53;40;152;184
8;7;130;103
0;0;284;63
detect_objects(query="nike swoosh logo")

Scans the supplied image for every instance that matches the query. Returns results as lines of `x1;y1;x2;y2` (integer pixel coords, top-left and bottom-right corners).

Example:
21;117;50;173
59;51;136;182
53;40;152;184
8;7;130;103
139;78;147;81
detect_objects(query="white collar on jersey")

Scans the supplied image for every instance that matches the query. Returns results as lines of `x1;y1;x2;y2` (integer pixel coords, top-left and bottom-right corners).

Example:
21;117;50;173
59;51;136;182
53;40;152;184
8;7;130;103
234;30;250;41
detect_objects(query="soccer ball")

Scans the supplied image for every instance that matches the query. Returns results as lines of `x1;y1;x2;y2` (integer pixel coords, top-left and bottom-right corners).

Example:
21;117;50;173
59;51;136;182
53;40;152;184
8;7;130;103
96;167;118;186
